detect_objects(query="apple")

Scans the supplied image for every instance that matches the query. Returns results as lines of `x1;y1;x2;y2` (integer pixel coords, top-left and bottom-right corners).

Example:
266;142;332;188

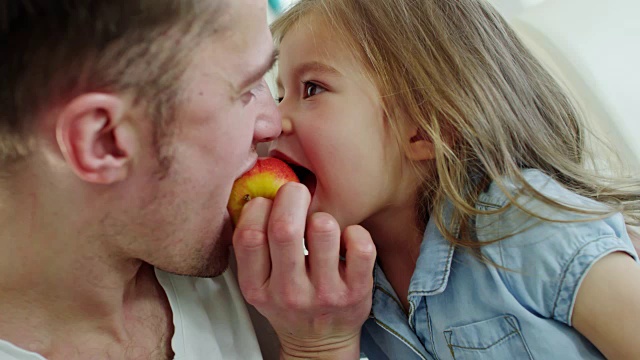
227;157;300;225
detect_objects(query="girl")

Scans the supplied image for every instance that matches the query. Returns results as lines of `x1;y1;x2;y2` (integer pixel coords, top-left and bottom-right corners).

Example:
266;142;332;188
268;0;640;359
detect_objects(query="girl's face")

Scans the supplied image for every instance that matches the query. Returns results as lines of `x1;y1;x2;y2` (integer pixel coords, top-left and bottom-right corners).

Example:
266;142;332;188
270;17;417;229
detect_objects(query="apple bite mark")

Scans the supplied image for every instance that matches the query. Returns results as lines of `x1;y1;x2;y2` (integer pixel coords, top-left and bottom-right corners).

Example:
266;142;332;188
227;157;300;225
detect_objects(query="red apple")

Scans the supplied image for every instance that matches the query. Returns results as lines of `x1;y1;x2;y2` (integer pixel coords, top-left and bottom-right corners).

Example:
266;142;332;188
227;157;300;225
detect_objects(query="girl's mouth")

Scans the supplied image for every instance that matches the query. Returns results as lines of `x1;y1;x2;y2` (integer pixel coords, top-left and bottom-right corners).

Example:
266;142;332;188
269;151;317;197
288;163;317;197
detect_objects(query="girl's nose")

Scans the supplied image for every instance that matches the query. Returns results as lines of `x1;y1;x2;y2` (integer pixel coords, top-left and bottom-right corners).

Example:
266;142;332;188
280;116;293;135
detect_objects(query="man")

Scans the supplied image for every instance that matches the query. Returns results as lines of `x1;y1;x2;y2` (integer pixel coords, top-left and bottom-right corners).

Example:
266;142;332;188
0;1;375;359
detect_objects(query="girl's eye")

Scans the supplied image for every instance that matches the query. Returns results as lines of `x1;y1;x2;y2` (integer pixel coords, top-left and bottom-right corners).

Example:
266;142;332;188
303;81;326;99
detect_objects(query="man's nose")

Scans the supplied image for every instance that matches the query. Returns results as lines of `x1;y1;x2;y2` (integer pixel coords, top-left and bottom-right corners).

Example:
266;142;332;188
253;80;282;143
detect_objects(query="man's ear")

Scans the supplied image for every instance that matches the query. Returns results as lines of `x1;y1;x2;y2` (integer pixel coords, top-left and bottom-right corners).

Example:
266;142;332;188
55;93;137;184
405;127;435;161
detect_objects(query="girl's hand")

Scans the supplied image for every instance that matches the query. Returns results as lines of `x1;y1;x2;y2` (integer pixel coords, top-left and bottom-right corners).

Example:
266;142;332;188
233;183;376;359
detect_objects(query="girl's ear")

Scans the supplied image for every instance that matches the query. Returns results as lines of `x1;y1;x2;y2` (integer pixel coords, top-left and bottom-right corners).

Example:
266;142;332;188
405;127;435;161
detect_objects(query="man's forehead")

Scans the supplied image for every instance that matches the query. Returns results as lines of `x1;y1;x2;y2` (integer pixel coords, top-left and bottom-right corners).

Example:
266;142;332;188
183;0;273;93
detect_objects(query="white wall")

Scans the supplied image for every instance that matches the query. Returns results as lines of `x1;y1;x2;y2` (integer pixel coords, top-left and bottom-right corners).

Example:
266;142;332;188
510;0;640;168
487;0;546;18
267;0;299;23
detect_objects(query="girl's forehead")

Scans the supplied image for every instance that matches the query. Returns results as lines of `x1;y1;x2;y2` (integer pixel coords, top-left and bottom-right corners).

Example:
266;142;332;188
276;12;380;94
284;15;332;45
281;15;363;68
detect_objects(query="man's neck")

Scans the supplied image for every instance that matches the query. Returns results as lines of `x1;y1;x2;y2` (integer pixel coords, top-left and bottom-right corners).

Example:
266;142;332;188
0;257;174;359
0;188;174;359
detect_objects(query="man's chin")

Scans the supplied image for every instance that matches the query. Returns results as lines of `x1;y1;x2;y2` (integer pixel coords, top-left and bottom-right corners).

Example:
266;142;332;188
161;257;230;278
155;219;235;278
157;241;232;279
189;245;231;278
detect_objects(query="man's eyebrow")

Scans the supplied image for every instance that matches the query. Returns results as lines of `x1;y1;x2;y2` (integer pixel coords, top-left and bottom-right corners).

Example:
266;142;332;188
238;49;279;92
276;61;341;89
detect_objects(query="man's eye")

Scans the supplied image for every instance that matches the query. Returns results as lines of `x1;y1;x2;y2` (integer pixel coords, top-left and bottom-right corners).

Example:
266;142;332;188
241;91;255;105
241;82;266;105
302;81;326;99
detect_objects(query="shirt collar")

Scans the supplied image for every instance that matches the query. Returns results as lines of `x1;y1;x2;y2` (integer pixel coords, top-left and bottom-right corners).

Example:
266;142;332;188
408;202;457;297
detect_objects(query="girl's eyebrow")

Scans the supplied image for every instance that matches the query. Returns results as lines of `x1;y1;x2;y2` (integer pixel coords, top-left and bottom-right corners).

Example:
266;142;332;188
276;61;342;89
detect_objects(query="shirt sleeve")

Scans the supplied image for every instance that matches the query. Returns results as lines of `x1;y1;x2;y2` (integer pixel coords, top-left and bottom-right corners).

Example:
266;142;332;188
475;171;639;326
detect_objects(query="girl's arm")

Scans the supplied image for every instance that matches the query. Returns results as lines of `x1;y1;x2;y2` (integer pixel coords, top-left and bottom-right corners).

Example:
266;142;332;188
572;252;640;358
629;228;640;255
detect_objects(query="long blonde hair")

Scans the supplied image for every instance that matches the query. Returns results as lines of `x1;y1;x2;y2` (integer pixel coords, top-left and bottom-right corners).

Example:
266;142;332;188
271;0;640;247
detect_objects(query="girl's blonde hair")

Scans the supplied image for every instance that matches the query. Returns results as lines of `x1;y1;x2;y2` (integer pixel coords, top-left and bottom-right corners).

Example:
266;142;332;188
271;0;640;248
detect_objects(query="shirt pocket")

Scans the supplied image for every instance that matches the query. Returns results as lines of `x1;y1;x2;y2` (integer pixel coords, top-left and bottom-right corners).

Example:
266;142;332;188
443;315;533;360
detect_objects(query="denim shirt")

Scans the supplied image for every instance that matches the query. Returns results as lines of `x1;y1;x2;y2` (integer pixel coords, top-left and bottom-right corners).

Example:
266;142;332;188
361;169;639;360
